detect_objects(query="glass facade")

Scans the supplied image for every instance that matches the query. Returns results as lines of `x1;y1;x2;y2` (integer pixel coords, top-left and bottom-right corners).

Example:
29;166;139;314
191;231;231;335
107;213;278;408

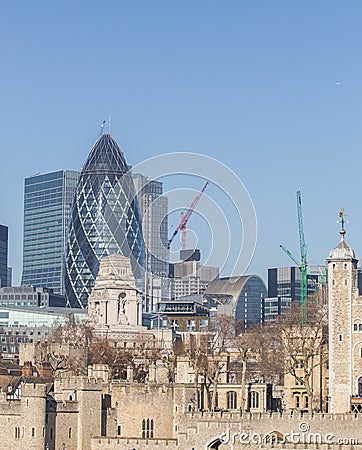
0;225;8;287
267;266;319;302
65;134;145;309
133;174;169;310
21;170;79;294
234;276;267;327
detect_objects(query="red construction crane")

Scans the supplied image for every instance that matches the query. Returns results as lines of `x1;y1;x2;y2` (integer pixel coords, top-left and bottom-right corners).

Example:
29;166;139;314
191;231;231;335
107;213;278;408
168;180;209;250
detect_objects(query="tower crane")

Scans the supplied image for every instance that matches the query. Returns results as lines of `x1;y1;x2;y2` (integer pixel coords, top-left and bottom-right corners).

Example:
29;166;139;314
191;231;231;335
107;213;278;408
280;190;308;307
168;181;209;250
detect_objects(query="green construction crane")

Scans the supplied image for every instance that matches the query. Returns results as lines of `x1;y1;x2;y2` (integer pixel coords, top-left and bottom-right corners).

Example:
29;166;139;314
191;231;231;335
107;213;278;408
280;190;308;308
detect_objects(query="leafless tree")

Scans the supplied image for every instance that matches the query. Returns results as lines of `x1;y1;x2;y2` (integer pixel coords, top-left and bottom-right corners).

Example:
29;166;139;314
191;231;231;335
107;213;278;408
268;298;328;413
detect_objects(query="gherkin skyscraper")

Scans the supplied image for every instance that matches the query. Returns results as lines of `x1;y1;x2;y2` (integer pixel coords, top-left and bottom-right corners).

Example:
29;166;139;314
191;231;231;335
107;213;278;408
65;133;145;308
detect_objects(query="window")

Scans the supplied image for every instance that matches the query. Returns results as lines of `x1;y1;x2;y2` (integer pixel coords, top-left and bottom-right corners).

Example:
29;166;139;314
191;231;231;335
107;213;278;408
227;391;237;409
338;334;343;342
295;396;300;408
142;419;154;438
305;396;309;408
250;391;259;409
15;427;20;438
68;428;72;438
354;324;358;331
117;425;121;436
31;428;35;437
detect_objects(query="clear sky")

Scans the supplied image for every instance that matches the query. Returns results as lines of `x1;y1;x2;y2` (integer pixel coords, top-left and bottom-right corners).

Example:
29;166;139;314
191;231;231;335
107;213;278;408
1;1;362;285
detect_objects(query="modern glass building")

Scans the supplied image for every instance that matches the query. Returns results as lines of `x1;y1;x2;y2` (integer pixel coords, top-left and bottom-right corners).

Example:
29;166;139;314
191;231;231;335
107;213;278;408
133;173;169;311
21;170;79;294
0;225;8;287
267;266;319;302
204;275;267;328
65;133;145;309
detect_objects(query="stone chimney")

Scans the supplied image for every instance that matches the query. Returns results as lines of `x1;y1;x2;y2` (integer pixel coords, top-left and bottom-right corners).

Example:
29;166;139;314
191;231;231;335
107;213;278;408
39;362;52;378
22;361;33;377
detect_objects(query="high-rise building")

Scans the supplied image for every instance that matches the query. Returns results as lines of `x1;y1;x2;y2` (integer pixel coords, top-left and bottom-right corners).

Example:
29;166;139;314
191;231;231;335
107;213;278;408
0;225;8;287
267;266;319;302
21;170;79;295
169;249;219;300
7;267;12;287
65;133;145;309
133;173;169;311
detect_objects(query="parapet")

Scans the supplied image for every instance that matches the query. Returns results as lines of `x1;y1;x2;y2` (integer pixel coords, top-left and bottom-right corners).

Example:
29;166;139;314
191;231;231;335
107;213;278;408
55;376;103;393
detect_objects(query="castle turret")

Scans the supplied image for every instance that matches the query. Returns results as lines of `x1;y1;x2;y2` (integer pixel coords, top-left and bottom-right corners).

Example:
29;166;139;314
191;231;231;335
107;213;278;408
327;210;358;413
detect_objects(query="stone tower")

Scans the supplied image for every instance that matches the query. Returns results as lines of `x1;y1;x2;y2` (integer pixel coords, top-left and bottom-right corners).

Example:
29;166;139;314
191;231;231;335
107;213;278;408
327;211;362;413
87;254;143;333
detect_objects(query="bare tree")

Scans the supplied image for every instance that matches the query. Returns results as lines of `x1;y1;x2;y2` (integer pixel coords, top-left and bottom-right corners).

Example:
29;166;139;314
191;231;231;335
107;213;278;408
273;299;328;413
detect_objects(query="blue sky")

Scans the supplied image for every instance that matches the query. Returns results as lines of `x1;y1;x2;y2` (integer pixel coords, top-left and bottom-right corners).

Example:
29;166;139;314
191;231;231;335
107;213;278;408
1;1;362;285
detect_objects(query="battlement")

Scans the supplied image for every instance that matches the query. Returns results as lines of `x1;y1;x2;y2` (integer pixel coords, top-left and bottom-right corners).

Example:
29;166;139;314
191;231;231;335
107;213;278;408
56;401;79;413
55;376;103;392
91;437;178;449
21;382;47;398
0;401;21;415
187;411;361;422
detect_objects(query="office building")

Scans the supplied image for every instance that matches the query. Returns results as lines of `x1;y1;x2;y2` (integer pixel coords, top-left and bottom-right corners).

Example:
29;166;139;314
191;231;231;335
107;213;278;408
65;134;145;309
204;275;267;328
0;225;8;287
0;286;66;308
21;170;79;295
169;250;219;300
262;296;292;323
267;266;319;302
133;173;169;311
7;267;12;287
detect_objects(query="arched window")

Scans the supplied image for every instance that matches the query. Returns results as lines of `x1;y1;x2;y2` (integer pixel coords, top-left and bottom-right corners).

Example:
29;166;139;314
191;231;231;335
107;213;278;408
250;391;260;409
227;391;237;409
358;377;362;396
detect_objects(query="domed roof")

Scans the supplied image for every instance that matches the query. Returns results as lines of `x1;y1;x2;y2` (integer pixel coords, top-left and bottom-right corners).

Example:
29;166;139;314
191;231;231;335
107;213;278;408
82;134;128;175
328;228;356;260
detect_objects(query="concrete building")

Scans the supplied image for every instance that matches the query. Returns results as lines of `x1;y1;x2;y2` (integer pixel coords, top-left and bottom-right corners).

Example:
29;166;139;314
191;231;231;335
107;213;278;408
21;170;79;295
170;252;219;300
133;173;170;311
0;285;65;308
0;224;8;287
